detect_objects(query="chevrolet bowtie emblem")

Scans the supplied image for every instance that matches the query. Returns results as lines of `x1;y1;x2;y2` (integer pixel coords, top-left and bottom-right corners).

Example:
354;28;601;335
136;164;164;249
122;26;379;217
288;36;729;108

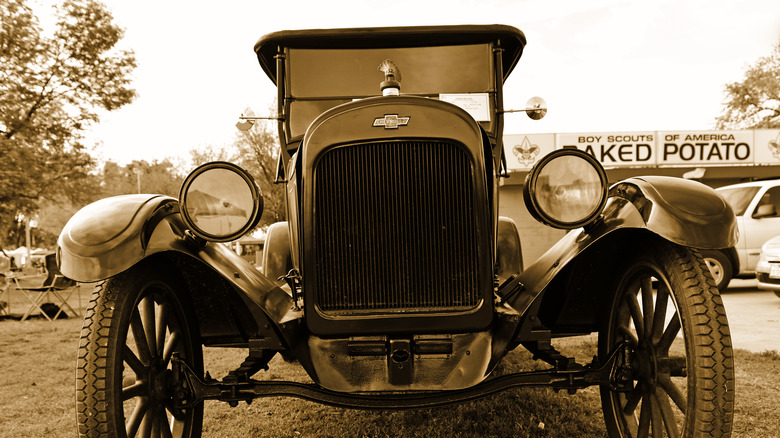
373;114;410;129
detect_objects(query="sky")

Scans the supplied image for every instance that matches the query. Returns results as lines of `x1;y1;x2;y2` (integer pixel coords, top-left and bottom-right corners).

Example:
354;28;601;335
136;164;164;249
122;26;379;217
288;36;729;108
35;0;780;165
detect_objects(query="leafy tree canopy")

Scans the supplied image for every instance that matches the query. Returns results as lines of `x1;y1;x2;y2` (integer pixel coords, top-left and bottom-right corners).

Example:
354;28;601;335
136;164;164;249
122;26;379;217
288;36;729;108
101;159;184;198
0;0;136;247
717;39;780;129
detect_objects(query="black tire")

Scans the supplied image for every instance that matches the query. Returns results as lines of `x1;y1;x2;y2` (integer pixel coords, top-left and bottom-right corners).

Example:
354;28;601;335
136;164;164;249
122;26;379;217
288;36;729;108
598;242;734;437
76;261;203;437
701;249;733;292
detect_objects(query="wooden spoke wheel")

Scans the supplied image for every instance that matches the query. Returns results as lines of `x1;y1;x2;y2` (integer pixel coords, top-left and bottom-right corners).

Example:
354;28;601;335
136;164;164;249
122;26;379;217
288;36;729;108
76;261;203;437
599;243;734;437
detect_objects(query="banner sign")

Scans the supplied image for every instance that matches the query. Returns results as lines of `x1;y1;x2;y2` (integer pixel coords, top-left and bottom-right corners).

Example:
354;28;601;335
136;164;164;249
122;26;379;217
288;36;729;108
557;132;656;167
658;131;753;166
503;129;780;171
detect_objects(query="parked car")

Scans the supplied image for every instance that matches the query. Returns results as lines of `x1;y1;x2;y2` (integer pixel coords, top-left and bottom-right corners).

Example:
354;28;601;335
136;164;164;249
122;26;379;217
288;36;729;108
702;179;780;290
756;234;780;297
59;25;737;437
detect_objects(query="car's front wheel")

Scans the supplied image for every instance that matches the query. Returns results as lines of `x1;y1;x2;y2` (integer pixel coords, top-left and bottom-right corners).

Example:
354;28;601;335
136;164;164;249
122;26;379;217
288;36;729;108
599;242;734;437
76;260;203;437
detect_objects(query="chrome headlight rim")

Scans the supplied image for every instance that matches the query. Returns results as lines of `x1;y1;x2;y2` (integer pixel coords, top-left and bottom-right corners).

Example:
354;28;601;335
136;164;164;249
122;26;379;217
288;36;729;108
523;148;608;230
179;161;264;242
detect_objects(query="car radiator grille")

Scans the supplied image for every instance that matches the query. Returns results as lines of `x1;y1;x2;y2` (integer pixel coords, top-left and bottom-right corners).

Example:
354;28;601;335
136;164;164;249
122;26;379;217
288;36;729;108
313;140;484;314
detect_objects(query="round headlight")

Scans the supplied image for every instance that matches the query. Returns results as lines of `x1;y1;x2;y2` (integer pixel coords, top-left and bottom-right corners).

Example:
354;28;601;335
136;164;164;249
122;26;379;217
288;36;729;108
523;148;608;229
179;161;264;242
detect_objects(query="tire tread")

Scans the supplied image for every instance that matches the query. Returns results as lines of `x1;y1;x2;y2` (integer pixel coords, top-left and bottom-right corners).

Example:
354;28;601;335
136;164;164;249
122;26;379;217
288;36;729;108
667;246;735;437
75;281;115;437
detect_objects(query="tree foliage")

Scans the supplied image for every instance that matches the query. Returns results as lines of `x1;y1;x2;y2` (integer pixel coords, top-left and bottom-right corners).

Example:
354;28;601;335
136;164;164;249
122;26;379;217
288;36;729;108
101;160;183;198
0;0;136;247
717;39;780;129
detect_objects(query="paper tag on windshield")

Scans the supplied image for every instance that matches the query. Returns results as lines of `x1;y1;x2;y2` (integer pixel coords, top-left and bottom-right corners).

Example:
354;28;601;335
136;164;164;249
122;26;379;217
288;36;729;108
439;93;490;122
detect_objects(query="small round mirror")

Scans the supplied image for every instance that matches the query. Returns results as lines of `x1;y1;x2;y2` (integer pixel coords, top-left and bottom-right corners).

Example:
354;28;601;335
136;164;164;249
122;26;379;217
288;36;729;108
523;148;607;229
525;96;548;120
179;162;264;242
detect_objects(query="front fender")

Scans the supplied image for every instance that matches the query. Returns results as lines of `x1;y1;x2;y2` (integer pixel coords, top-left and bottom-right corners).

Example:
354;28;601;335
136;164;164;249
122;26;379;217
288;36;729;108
508;176;736;315
58;194;294;324
613;176;737;249
58;195;177;280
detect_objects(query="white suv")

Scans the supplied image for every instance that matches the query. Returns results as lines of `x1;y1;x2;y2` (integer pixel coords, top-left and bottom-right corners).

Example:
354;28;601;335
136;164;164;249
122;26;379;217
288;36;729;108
702;179;780;290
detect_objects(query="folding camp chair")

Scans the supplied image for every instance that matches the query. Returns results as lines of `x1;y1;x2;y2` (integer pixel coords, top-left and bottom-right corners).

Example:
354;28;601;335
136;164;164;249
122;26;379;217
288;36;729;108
15;253;80;321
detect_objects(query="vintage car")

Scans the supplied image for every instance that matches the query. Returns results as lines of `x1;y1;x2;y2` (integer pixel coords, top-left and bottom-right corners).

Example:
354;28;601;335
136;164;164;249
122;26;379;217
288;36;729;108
60;25;737;437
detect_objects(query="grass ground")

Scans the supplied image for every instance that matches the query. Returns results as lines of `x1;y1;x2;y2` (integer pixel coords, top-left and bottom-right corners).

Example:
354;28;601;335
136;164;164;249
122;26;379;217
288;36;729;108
1;286;778;437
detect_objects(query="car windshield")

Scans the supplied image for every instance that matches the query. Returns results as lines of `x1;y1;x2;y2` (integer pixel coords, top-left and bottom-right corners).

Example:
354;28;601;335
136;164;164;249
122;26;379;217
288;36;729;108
717;186;760;215
286;44;493;137
289;44;492;97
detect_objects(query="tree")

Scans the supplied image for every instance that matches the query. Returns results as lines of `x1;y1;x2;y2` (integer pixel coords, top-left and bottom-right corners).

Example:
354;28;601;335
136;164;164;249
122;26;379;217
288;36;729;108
100;160;183;198
0;0;136;247
716;39;780;129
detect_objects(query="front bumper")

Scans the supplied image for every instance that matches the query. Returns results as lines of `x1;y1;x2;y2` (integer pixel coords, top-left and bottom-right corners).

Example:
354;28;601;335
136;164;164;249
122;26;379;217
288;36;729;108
756;255;780;291
756;271;780;291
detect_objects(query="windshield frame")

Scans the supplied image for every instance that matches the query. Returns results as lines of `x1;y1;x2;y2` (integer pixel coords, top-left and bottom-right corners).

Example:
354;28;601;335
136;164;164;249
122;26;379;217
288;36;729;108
284;43;497;139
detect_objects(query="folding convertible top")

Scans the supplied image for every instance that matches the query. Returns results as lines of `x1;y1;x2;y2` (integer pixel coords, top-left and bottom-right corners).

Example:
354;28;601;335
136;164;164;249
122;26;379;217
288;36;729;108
254;24;526;85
